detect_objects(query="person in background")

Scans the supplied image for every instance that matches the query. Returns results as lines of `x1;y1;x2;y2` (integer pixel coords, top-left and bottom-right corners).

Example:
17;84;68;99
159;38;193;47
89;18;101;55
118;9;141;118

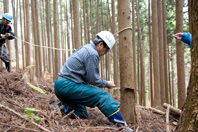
0;13;15;72
173;32;192;48
53;31;133;131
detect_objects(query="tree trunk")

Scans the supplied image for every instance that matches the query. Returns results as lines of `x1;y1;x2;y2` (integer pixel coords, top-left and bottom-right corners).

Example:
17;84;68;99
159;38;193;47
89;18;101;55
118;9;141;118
140;42;146;106
23;0;26;68
65;1;71;57
19;0;25;69
176;0;186;109
90;0;93;41
111;0;119;86
148;0;153;107
96;0;99;33
118;0;137;124
53;0;60;81
132;0;137;104
162;0;169;104
35;0;42;77
45;0;52;73
70;0;74;53
168;42;172;106
31;0;36;73
171;44;176;107
136;0;145;106
136;0;140;105
152;0;161;107
41;0;46;72
158;0;166;105
86;0;90;42
176;1;198;131
12;0;19;71
73;0;81;49
83;0;88;44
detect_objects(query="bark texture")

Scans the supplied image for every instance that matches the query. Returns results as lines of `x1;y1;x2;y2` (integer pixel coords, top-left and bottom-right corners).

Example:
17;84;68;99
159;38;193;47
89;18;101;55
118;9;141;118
176;0;198;131
118;0;137;124
176;0;186;109
152;0;161;107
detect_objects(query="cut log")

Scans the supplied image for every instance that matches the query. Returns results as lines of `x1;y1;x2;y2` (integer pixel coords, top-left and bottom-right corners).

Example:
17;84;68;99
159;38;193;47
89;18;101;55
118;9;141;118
163;103;181;116
136;105;165;115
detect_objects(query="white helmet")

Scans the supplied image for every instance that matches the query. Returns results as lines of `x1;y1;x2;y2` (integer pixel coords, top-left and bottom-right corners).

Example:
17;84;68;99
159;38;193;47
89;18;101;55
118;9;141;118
96;31;115;50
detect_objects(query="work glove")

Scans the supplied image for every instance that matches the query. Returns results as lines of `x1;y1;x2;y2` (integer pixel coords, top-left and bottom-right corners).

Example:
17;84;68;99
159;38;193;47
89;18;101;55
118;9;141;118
1;33;10;39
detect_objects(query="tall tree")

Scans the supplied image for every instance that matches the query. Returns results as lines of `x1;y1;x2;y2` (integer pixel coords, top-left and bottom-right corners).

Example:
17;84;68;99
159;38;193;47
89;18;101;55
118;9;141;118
148;0;153;106
65;1;71;57
19;0;25;69
96;0;99;33
41;0;47;71
83;0;88;44
106;0;111;92
53;0;60;81
31;0;37;73
118;0;137;124
132;0;137;103
24;0;31;67
90;0;93;41
152;0;161;107
176;1;198;131
45;0;52;73
158;0;166;105
111;0;119;86
59;0;64;66
100;0;105;80
140;41;146;106
176;0;186;109
136;0;145;106
12;0;19;71
73;0;81;49
171;44;176;107
3;0;9;13
162;0;169;104
136;0;140;105
35;0;42;77
70;0;74;52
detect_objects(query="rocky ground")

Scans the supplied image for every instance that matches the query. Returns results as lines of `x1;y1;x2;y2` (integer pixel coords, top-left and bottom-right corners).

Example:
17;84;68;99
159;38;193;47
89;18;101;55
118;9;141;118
0;69;178;132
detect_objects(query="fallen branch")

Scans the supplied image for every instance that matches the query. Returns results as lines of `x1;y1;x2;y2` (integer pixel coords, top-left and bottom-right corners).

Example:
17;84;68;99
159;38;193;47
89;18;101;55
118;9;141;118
163;103;181;116
136;105;165;115
0;104;51;132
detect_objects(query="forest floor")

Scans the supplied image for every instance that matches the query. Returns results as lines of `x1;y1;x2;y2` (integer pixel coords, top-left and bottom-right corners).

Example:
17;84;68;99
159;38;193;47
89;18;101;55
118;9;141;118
0;69;179;132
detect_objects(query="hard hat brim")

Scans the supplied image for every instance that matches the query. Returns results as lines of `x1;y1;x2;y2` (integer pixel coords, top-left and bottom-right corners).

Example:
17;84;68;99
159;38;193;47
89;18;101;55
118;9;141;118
3;17;11;23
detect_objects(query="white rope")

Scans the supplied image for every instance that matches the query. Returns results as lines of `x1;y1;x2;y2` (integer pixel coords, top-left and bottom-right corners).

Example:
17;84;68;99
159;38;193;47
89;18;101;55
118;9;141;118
113;27;132;36
12;35;73;51
1;27;132;53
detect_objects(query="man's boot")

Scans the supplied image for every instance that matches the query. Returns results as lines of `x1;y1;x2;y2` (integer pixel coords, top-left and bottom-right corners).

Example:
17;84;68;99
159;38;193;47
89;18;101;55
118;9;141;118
50;99;73;115
5;62;10;72
57;101;73;115
108;110;133;131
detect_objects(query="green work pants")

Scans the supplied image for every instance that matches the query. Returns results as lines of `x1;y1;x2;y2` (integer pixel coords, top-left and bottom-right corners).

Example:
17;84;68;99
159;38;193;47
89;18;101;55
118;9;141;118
54;77;120;119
